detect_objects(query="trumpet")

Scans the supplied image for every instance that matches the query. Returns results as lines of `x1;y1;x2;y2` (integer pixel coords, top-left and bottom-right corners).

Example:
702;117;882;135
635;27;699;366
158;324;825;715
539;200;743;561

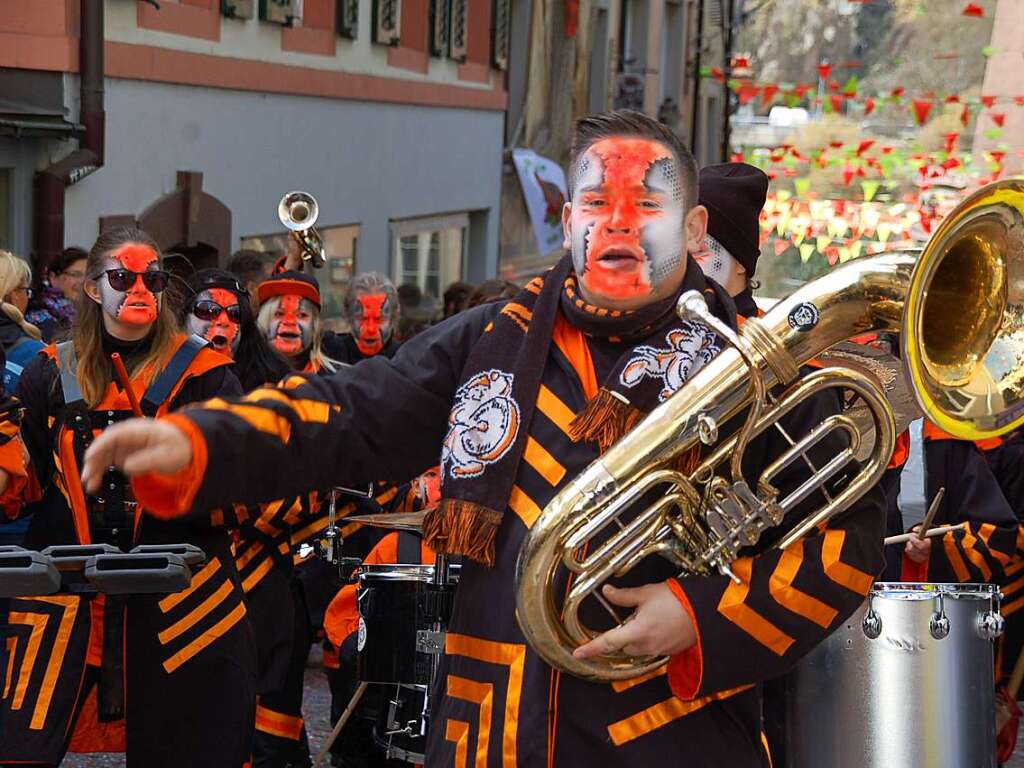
279;191;326;268
515;180;1024;681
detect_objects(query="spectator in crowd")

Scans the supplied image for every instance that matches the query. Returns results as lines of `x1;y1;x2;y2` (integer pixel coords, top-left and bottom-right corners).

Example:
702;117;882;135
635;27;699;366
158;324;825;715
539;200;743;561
442;280;474;319
228;249;275;312
0;251;44;393
26;246;87;341
465;279;519;309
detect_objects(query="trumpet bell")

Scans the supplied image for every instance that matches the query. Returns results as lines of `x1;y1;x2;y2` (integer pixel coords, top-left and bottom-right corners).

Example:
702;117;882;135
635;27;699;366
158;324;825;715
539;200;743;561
903;180;1024;440
279;191;319;232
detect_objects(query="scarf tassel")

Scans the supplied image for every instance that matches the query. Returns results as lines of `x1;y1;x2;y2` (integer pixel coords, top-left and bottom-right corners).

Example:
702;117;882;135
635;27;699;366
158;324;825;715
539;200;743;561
423;498;503;567
569;388;645;454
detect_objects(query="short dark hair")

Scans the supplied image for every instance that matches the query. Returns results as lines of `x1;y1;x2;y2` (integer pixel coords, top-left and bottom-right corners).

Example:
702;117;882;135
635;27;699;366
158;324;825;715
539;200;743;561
568;109;698;210
466;279;519;309
52;246;88;275
227;249;270;287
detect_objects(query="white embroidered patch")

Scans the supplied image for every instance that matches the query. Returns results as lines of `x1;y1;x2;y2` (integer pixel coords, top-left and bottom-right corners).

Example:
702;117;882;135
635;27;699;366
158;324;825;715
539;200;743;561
441;369;521;480
619;322;721;402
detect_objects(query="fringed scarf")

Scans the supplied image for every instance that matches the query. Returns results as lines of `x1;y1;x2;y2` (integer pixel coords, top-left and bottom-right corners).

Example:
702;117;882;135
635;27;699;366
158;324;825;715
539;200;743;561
423;254;735;566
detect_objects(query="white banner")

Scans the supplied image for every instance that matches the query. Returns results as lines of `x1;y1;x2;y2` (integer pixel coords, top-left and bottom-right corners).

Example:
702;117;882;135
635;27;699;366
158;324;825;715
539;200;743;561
511;148;568;258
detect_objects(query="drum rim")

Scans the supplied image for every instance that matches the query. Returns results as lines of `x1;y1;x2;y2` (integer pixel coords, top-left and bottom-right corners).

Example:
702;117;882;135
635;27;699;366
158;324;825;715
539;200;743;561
873;581;999;599
359;563;462;582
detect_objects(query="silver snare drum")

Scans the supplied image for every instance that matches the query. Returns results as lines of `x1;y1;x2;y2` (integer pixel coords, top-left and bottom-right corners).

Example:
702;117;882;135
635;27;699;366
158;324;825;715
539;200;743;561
784;583;1003;768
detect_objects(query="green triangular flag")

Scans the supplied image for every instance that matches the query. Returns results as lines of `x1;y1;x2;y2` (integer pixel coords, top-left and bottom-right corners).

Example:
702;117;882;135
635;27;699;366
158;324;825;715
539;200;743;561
794;177;811;196
982;46;998;58
841;76;859;96
985;127;1004;140
861;180;880;201
800;243;816;263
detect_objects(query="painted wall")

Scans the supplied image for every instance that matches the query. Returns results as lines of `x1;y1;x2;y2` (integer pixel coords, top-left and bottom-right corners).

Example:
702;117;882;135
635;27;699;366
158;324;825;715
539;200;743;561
64;77;504;278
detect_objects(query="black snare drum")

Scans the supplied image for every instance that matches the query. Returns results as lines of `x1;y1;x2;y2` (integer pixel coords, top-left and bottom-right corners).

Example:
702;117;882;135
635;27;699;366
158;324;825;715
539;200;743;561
373;684;428;764
356;563;459;685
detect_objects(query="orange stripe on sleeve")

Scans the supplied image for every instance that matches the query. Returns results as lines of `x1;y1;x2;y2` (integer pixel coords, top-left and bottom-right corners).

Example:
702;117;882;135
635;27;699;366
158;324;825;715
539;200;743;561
717;557;795;656
255;705;304;741
821;530;874;595
158;580;234;645
523;437;566;487
508;485;542;529
942;533;972;582
606;685;753;746
769;542;839;628
162;601;247;674
536;385;576;437
159;557;222;613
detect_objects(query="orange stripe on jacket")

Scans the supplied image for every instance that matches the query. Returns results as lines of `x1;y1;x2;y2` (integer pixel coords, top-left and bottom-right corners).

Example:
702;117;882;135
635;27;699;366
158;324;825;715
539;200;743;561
922;419;1003;451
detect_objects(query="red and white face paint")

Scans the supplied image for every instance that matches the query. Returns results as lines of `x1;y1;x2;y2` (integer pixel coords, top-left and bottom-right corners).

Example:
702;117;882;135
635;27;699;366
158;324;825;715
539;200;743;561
567;137;685;303
266;294;315;358
350;292;394;356
97;244;161;326
188;288;241;357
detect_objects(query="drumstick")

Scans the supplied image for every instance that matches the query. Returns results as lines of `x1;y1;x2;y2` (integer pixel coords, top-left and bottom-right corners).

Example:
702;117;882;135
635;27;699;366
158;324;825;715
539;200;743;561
313;682;368;766
110;353;143;418
916;487;945;540
883;522;965;546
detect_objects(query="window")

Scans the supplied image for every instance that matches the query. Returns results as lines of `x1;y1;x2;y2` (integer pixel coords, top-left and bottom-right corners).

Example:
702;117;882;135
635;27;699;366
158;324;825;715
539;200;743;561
240;223;359;329
0;170;9;251
391;214;467;316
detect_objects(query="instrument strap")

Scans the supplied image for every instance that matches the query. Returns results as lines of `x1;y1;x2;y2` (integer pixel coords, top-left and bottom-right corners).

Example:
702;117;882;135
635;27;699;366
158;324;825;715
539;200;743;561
141;334;207;416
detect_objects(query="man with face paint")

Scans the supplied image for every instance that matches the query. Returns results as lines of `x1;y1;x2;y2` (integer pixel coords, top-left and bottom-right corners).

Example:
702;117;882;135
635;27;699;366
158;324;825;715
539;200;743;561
85;112;885;768
325;272;400;364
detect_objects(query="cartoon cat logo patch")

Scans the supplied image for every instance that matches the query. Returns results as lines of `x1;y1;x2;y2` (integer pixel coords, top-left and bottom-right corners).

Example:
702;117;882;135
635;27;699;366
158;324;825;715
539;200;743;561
442;370;521;479
620;322;720;402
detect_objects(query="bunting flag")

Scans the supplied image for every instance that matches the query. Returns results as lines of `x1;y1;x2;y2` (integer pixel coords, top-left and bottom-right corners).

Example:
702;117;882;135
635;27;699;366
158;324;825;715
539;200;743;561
962;3;984;17
565;0;579;37
991;112;1006;127
817;63;832;81
863;97;876;116
912;99;934;125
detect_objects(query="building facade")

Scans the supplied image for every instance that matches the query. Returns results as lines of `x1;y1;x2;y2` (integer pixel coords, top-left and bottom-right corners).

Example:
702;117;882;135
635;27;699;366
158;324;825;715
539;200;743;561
0;0;509;321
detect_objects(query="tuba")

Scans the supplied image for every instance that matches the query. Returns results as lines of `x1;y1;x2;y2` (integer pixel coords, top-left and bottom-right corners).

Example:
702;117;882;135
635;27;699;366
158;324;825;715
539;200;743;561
279;191;326;268
515;180;1024;682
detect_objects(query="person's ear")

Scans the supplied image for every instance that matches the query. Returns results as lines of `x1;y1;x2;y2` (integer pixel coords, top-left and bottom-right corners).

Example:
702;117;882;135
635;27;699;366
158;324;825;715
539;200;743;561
684;205;709;254
562;202;573;251
83;278;102;305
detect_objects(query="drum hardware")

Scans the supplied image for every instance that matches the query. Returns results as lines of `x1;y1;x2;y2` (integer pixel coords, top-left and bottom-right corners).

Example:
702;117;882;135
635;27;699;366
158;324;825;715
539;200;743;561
347;511;428;532
311;488;363;581
0;546;61;598
979;590;1005;641
929;592;950;640
415;629;445;654
278;191;326;269
861;593;882;639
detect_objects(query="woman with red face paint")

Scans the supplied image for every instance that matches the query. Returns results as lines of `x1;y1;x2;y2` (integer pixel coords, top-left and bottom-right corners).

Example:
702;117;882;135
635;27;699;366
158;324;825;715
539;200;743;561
327;272;401;364
256;271;340;374
0;227;256;767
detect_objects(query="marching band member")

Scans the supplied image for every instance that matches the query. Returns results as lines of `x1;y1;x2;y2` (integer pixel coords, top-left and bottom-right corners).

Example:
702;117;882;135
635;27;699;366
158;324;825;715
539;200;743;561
326;272;400;365
0;227;255;767
256;271;340;374
82;111;885;768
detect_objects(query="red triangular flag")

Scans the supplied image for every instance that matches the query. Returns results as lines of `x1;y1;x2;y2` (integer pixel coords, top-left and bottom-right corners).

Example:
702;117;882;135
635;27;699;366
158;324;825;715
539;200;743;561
945;95;961;104
761;84;780;106
730;152;745;163
892;87;905;99
961;103;970;127
863;97;876;116
856;139;875;155
709;67;725;82
817;63;832;81
1015;96;1024;107
912;99;934;124
962;3;984;17
565;0;579;37
827;80;840;93
991;112;1006;127
982;95;997;108
737;83;760;105
829;94;844;113
774;239;790;257
795;83;813;98
943;132;959;153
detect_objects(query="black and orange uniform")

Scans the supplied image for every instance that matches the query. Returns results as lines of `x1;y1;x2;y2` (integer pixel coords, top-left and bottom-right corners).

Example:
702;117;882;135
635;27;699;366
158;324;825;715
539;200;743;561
0;331;256;767
323;530;434;768
127;259;885;768
322;332;399;365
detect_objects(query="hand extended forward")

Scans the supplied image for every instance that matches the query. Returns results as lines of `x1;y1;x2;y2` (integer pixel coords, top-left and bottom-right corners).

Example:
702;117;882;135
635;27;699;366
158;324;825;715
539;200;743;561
81;418;193;493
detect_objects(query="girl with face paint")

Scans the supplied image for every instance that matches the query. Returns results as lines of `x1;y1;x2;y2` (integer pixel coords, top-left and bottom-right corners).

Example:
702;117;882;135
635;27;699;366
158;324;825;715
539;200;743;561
181;269;290;392
255;271;340;373
1;227;255;767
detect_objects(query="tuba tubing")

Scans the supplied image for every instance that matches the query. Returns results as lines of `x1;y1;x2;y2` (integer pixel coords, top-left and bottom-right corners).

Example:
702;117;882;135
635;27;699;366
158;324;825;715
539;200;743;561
514;251;918;681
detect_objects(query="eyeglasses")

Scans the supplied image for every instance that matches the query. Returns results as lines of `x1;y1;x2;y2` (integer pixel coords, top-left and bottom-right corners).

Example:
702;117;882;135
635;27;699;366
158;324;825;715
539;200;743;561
14;286;32;299
60;270;86;280
101;269;170;293
192;300;242;323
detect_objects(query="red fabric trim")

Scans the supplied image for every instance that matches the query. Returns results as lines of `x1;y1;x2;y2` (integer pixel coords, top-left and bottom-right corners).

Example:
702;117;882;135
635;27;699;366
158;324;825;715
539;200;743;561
900;550;929;582
665;578;703;701
130;414;208;520
922;419;1004;451
0;438;30;517
888;429;910;469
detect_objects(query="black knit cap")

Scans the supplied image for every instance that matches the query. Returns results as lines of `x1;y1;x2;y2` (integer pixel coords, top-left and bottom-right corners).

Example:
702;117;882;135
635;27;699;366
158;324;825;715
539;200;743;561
698;162;769;277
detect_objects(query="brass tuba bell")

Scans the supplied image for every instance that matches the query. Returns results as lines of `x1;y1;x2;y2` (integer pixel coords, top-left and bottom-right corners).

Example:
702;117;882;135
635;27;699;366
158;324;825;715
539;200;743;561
278;191;326;268
514;180;1024;682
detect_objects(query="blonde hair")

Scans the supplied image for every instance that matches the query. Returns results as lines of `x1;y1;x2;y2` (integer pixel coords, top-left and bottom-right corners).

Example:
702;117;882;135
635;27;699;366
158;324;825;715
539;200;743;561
0;251;42;342
257;295;339;374
75;227;180;406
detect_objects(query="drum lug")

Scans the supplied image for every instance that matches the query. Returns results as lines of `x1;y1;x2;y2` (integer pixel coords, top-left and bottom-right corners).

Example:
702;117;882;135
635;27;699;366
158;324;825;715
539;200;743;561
862;595;882;639
930;594;950;640
978;611;1005;640
416;629;445;654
